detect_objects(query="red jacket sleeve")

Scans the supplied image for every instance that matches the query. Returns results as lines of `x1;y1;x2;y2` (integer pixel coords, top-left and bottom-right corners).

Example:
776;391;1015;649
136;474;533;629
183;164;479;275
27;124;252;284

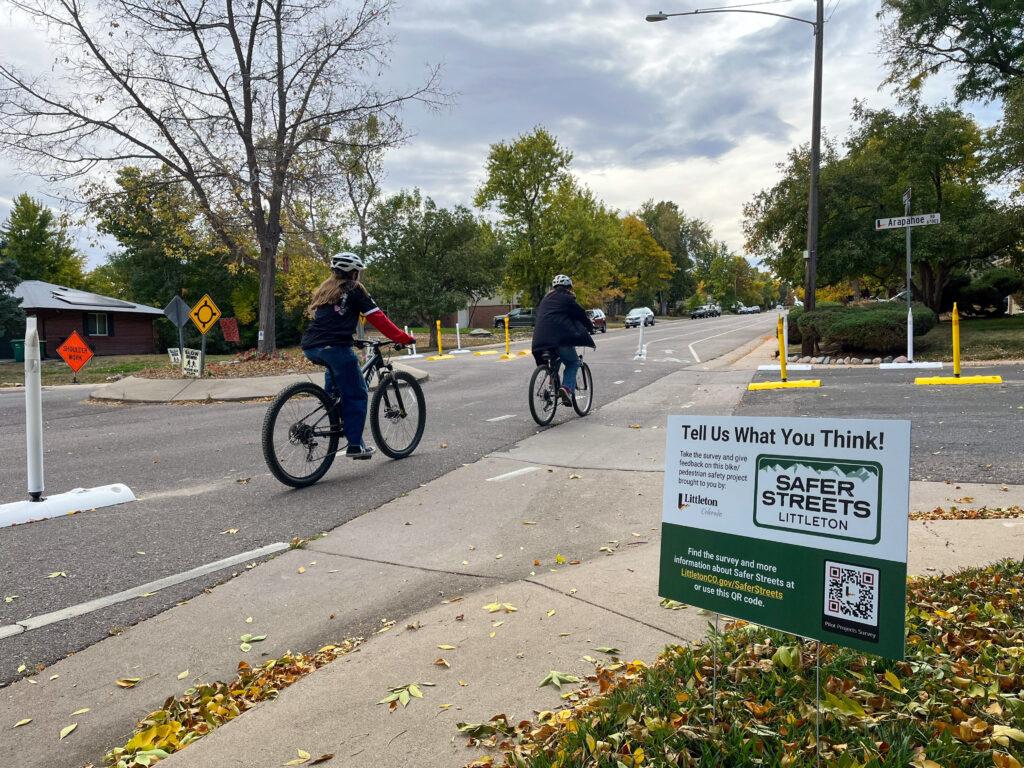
365;310;416;345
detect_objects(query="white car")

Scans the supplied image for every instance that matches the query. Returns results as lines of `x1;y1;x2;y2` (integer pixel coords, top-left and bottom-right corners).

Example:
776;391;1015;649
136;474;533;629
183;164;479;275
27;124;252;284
624;307;655;327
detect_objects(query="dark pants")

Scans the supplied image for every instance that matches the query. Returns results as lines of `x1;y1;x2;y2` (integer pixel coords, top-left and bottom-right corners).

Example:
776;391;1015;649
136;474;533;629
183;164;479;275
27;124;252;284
303;345;368;447
554;346;581;392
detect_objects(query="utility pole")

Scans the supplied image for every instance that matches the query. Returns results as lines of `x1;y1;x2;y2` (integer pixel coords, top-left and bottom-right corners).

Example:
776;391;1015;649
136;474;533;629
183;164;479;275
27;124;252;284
801;0;824;355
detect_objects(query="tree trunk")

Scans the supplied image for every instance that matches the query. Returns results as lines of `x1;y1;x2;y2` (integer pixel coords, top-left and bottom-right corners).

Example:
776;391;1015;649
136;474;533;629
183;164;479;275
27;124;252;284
257;242;277;355
917;262;946;313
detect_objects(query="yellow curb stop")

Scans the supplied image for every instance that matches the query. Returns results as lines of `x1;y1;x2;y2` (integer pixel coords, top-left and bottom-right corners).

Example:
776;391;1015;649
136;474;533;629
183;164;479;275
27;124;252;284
426;354;456;361
914;375;1003;386
473;350;498;356
747;380;822;391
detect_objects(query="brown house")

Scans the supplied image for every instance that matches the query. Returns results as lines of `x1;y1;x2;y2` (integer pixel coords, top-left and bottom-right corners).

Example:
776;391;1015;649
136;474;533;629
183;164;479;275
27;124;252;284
13;280;162;357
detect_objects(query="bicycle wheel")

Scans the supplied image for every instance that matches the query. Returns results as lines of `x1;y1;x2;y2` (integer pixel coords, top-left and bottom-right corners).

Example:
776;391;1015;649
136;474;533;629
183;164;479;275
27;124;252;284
262;382;340;488
528;365;558;426
572;362;594;416
369;371;426;459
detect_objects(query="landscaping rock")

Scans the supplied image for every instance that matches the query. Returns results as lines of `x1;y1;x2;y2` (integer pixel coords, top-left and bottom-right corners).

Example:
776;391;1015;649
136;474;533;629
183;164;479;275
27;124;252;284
788;355;799;363
850;358;861;365
822;356;831;365
469;328;493;337
872;357;883;364
894;355;908;364
799;356;812;364
883;356;894;364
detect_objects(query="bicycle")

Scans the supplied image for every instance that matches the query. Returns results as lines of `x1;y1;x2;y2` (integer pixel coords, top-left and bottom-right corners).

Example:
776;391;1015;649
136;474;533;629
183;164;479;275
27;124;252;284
528;348;593;426
262;340;426;488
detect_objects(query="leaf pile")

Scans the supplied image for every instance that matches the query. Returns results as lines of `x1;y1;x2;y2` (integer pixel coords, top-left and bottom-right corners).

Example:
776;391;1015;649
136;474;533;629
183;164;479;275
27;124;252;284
911;505;1023;521
105;639;360;768
464;559;1024;767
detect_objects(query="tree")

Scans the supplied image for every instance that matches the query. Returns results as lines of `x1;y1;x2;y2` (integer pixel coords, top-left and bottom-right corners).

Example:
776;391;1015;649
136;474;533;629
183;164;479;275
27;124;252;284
0;0;441;354
615;216;675;310
0;259;24;336
637;200;697;312
475;128;573;305
365;191;504;348
0;194;86;286
879;0;1023;102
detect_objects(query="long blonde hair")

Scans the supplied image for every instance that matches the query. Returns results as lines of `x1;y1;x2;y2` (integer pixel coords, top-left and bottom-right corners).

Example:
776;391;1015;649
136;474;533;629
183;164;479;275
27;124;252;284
306;271;360;318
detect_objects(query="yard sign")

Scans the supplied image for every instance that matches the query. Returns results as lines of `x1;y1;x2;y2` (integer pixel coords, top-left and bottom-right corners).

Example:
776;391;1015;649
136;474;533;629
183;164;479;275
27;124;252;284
660;415;910;659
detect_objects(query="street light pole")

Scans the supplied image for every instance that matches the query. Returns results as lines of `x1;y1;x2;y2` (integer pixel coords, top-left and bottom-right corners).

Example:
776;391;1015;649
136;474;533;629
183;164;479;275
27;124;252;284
646;2;825;354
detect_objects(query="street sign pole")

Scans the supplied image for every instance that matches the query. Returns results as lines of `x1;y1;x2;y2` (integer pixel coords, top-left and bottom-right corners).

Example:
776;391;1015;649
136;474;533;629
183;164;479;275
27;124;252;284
904;188;913;362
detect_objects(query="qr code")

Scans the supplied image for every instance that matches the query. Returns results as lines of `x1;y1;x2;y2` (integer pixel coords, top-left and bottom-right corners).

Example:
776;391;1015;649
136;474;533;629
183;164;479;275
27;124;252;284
823;561;879;626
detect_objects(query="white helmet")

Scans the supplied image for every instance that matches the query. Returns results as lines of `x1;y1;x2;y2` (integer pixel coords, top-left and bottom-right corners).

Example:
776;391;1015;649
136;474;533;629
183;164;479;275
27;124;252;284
551;274;573;288
331;251;365;272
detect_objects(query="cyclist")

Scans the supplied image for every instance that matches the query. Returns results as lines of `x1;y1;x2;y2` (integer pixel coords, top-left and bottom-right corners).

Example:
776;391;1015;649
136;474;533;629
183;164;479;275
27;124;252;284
301;252;415;460
531;274;595;405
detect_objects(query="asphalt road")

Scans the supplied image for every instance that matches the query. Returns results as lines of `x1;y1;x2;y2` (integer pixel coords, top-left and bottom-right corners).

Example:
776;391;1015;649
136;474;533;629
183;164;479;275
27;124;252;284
0;313;776;684
739;363;1024;484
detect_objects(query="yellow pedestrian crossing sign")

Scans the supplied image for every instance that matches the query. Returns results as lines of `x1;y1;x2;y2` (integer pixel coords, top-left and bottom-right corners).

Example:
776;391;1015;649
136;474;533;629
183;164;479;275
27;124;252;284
189;294;221;335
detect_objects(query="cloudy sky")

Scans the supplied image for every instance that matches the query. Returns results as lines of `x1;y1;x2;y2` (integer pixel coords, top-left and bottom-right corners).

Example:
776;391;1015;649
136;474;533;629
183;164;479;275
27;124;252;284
0;0;998;267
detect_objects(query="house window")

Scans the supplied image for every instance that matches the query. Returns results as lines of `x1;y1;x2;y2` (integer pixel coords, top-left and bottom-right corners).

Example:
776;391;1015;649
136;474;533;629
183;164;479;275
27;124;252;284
86;312;109;336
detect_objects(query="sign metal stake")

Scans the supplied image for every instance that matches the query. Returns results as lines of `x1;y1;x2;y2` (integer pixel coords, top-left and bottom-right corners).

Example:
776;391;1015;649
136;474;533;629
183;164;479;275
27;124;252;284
815;640;822;768
712;612;719;723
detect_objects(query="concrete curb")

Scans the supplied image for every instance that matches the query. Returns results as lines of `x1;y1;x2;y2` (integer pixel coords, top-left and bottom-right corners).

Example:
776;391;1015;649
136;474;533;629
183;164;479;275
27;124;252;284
89;364;429;404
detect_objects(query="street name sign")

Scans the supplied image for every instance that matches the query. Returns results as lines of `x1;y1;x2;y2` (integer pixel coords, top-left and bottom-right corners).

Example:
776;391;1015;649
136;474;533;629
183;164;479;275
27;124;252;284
56;331;94;374
182;348;202;378
875;213;940;230
189;294;221;335
164;296;191;328
660;415;910;659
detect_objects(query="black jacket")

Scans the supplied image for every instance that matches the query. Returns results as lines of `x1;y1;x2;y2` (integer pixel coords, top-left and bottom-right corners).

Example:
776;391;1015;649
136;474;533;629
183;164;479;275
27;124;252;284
301;283;379;349
531;288;595;364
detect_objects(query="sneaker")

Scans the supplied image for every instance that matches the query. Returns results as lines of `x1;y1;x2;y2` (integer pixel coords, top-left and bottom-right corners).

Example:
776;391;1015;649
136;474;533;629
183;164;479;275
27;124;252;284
558;386;573;406
346;444;375;460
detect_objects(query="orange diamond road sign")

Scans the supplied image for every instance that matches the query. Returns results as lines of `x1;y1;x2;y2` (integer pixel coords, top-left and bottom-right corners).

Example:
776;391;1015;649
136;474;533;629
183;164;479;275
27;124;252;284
57;330;94;373
189;294;221;335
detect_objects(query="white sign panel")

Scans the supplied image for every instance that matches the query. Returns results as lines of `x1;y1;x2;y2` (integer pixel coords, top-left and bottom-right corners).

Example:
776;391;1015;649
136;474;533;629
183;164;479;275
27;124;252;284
875;213;940;231
182;347;202;378
167;347;182;365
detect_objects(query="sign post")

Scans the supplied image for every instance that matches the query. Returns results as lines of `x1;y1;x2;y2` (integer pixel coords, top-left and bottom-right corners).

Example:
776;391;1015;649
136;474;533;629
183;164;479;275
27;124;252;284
875;207;944;369
188;294;221;377
56;330;94;384
163;296;191;367
660;415;910;660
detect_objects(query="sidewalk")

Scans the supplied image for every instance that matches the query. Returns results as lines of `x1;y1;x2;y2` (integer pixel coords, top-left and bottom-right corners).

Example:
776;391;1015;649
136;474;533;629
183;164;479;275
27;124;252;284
88;363;429;403
2;365;1022;768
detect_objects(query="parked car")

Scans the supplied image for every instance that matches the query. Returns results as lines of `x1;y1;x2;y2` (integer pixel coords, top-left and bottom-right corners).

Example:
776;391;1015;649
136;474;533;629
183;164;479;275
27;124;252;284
586;309;607;333
624;307;655;327
737;304;761;314
690;304;720;319
493;307;535;328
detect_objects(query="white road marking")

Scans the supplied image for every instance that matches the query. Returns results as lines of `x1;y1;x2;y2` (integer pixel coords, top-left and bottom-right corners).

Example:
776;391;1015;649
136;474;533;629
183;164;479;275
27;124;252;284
486;414;516;422
486;466;539;482
613;380;625;385
687;319;767;363
9;542;289;634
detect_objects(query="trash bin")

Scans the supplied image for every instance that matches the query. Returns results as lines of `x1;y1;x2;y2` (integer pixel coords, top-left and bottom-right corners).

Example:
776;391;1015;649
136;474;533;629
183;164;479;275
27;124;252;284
9;340;46;362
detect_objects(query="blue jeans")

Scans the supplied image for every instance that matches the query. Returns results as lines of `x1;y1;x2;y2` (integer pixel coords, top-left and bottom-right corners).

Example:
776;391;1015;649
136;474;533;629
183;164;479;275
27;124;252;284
554;346;580;392
303;345;368;447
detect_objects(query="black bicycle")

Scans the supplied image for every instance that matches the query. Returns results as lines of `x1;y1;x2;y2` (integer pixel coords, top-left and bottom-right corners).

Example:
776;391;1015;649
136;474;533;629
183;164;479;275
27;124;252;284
262;341;426;488
528;349;593;426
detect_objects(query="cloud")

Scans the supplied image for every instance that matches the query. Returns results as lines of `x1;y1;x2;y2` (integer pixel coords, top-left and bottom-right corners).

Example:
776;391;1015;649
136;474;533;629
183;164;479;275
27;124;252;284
0;0;1000;268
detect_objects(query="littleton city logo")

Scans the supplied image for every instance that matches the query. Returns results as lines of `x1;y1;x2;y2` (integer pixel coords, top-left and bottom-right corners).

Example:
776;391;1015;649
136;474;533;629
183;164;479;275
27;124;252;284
753;456;882;543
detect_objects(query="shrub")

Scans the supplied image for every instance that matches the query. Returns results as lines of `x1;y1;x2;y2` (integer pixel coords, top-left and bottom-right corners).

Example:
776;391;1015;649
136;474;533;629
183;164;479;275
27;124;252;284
957;267;1024;316
794;302;937;354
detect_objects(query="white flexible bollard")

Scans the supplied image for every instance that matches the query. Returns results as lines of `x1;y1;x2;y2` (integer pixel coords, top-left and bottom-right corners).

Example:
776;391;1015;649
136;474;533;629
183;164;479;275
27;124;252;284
907;307;914;363
633;319;646;360
453;321;469;353
24;317;44;501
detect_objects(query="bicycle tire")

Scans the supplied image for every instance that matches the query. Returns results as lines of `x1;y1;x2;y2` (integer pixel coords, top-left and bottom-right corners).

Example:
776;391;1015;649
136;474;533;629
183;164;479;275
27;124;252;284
572;362;594;416
369;371;426;459
528;365;558;426
262;382;340;488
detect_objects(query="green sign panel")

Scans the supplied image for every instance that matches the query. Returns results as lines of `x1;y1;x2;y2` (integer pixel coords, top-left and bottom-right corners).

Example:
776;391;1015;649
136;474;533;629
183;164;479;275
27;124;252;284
660;416;910;659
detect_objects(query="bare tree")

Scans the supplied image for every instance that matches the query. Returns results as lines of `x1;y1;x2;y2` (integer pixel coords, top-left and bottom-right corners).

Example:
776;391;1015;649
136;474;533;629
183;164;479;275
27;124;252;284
0;0;442;353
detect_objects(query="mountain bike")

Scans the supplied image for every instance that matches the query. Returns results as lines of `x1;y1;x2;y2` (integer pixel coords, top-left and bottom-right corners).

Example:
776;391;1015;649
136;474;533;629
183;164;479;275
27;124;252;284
262;341;426;488
528;349;593;426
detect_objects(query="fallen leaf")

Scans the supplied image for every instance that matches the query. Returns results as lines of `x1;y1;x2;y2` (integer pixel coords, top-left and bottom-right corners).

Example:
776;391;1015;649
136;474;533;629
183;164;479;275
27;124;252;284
494;554;503;560
310;756;334;766
70;708;90;716
221;528;239;535
522;520;538;525
14;718;31;727
434;658;450;668
546;609;556;617
593;646;620;654
482;602;517;613
46;572;67;579
538;670;580;689
555;554;566;565
568;473;581;480
438;644;456;650
59;723;77;740
297;566;306;574
245;616;254;624
115;678;141;689
628;424;641;429
4;595;18;603
177;670;189;680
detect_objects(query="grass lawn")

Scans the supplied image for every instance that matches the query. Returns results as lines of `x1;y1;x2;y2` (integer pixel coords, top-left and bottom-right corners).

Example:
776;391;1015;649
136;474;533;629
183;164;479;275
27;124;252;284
916;315;1024;361
0;352;229;387
463;559;1024;768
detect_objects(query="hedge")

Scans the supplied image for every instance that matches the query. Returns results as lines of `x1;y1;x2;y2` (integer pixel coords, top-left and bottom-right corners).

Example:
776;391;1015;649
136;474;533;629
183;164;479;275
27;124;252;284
791;302;937;354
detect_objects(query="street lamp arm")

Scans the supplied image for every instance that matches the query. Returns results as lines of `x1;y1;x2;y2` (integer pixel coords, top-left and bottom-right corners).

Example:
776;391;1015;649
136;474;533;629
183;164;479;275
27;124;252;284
651;8;816;26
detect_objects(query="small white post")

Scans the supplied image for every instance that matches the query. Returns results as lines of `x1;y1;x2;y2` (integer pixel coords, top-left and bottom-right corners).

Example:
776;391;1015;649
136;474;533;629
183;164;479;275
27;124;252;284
633;320;646;360
405;326;413;356
456;322;462;350
907;307;914;363
24;317;44;501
